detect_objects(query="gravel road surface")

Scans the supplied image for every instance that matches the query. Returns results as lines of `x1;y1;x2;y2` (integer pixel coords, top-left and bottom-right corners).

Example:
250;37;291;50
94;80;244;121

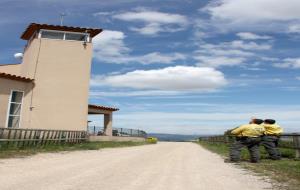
0;142;272;190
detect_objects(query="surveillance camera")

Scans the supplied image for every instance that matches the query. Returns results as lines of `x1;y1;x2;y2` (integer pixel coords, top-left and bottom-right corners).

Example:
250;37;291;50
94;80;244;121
14;53;23;60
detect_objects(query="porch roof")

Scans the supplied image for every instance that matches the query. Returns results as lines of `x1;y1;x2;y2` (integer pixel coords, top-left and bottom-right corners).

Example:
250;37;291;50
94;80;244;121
0;72;34;82
88;104;119;114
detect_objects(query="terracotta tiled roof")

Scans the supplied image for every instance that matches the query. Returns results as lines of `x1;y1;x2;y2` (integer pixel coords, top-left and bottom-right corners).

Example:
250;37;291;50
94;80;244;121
21;23;103;40
88;104;119;112
0;63;21;66
0;72;33;82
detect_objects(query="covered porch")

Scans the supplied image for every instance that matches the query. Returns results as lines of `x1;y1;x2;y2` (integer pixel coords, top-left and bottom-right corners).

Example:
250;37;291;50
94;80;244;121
88;104;119;136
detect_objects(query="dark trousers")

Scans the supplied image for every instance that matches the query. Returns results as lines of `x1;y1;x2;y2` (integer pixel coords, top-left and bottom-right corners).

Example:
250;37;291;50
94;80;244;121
261;135;281;160
230;137;261;162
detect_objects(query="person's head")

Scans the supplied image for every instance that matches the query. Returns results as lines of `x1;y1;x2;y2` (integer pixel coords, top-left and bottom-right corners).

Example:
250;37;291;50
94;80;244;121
264;119;276;124
252;119;264;125
249;117;256;124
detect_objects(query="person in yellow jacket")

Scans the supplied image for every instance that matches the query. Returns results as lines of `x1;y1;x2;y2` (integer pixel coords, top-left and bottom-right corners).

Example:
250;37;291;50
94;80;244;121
261;119;283;160
228;118;265;163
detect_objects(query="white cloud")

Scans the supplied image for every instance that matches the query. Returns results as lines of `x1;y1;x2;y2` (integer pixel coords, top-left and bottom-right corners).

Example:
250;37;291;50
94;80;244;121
261;57;280;62
192;40;271;68
197;43;255;57
201;0;300;33
93;30;185;64
89;90;187;97
93;11;116;23
204;0;300;23
128;52;186;65
274;58;300;69
93;11;115;16
197;40;271;54
93;30;129;57
114;10;187;24
288;24;300;33
237;32;272;40
195;56;245;67
90;66;227;91
245;67;266;71
296;77;300;80
229;40;271;50
113;10;189;36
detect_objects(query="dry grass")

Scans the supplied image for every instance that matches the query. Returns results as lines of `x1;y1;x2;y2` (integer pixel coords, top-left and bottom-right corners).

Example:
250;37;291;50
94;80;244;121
197;141;300;190
0;141;150;159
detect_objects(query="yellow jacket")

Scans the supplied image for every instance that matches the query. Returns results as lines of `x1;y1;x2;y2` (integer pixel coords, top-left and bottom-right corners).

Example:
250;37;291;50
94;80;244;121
231;124;265;137
263;124;283;136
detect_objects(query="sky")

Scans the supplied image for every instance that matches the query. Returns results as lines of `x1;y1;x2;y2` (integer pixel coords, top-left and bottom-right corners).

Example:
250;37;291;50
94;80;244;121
0;0;300;135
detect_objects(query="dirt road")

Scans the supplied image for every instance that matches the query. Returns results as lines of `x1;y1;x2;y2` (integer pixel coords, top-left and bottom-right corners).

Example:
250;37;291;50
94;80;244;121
0;142;272;190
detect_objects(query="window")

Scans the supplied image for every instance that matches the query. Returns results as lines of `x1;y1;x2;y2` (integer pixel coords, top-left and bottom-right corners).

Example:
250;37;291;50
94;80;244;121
41;31;64;40
7;91;24;128
40;30;89;42
65;33;87;41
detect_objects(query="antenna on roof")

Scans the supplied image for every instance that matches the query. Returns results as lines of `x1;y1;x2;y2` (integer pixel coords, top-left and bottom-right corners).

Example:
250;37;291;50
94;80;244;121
60;12;66;26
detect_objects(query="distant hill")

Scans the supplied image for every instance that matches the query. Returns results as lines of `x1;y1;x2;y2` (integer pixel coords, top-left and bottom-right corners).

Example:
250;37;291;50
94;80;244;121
147;133;201;142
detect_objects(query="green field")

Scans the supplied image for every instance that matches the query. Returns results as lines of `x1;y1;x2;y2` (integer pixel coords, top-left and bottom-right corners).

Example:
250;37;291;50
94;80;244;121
197;141;300;190
0;141;152;159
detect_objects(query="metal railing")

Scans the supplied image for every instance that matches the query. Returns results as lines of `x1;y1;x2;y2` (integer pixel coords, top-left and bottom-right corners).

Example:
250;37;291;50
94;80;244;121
0;127;87;148
198;133;300;159
113;127;147;138
88;126;147;138
88;126;104;136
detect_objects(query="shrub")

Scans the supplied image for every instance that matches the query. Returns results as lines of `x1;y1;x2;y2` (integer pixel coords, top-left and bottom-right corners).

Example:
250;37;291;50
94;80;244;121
146;137;158;144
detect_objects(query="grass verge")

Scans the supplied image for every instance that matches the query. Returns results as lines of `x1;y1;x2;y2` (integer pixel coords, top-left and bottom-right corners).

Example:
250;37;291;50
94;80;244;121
0;141;153;159
197;141;300;190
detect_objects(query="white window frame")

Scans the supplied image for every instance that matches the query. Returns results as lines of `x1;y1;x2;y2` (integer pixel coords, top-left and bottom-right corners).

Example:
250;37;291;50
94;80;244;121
39;29;90;42
5;90;24;128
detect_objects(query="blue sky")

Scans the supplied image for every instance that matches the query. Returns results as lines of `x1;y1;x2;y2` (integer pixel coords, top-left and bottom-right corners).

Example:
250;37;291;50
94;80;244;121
1;0;300;134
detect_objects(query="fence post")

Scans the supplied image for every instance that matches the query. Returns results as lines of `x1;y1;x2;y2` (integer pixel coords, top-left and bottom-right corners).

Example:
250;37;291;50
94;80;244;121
224;135;229;144
293;135;300;159
17;130;23;147
22;130;28;147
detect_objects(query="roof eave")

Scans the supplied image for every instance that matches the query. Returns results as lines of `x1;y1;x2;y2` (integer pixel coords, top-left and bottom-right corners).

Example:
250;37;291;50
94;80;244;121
21;23;103;40
0;72;34;83
88;104;119;112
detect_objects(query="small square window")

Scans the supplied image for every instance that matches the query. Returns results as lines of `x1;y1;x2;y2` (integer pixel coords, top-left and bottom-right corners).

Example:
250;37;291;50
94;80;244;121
11;91;23;103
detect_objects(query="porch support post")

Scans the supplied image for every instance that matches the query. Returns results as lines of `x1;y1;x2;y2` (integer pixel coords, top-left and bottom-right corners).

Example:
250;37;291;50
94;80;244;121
104;113;113;136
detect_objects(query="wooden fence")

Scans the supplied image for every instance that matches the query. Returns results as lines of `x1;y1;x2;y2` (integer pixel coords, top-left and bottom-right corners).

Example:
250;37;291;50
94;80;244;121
199;133;300;159
0;128;87;148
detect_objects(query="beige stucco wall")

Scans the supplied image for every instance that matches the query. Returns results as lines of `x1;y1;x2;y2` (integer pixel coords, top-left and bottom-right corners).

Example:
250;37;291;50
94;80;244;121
0;64;22;75
19;37;93;131
88;136;146;142
20;39;41;78
0;78;33;128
